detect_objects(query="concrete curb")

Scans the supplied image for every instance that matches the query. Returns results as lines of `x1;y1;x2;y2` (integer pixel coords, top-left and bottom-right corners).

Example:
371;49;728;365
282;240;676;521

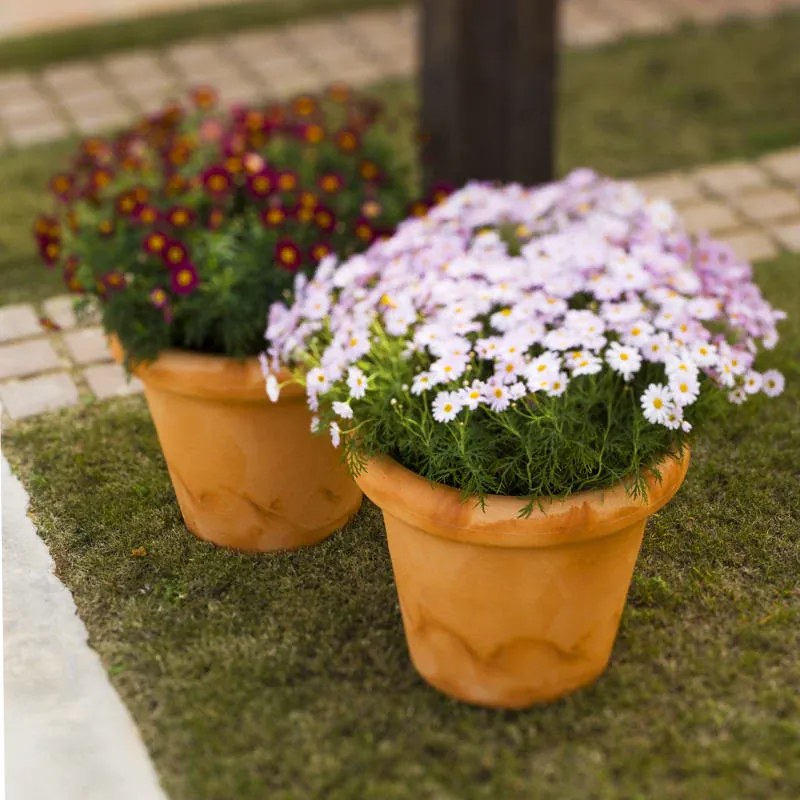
2;455;168;800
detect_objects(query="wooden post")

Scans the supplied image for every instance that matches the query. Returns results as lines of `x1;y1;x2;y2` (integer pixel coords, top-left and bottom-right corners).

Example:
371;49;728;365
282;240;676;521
420;0;559;190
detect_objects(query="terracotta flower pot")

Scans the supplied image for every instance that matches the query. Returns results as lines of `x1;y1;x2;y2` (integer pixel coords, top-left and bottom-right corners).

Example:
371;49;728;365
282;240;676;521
355;451;689;708
110;338;362;551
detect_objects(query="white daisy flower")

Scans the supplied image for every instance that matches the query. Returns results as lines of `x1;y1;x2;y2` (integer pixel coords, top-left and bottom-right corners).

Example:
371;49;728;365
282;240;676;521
640;383;673;425
306;367;330;394
762;369;785;397
411;372;432;395
483;383;511;412
459;381;484;410
743;371;763;395
606;342;642;381
347;367;367;399
670;375;700;407
265;373;280;403
545;372;569;397
330;421;341;447
432;391;463;422
332;401;353;419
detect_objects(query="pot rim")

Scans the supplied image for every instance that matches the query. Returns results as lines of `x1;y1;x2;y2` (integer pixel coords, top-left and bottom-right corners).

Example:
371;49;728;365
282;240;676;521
108;334;304;402
355;450;690;549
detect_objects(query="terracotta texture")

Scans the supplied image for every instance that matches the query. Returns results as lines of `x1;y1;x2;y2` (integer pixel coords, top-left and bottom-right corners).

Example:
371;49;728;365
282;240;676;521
356;452;690;708
111;338;361;551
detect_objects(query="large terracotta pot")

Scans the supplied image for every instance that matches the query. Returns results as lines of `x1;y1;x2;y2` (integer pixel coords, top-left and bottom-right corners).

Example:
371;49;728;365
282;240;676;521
356;451;689;708
111;339;362;551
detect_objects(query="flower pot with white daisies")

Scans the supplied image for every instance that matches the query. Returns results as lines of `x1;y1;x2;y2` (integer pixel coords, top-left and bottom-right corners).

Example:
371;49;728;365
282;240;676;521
266;169;786;706
34;84;436;552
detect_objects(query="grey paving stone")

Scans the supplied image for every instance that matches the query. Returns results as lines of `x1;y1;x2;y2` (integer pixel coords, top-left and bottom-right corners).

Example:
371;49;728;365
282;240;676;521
680;200;744;235
62;326;111;366
0;304;42;343
0;339;61;380
0;372;78;419
635;172;703;205
41;61;107;96
734;187;800;223
694;161;771;195
719;228;779;262
759;147;800;183
83;362;143;399
770;221;800;253
5;115;71;146
41;295;78;330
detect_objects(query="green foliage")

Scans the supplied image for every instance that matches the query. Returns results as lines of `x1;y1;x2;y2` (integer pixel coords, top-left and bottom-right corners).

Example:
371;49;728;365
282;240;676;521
34;88;416;362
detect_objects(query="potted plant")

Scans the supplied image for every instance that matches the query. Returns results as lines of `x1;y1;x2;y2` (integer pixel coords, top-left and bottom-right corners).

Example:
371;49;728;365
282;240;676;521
34;85;423;552
265;169;786;706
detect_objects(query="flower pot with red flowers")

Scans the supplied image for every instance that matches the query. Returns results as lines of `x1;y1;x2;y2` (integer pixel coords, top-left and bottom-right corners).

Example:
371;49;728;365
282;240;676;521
267;171;786;705
35;85;432;552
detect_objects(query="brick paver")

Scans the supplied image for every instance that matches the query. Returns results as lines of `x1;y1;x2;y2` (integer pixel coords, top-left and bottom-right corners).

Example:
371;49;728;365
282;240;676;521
733;187;800;223
0;339;61;381
770;221;800;252
720;228;779;262
41;296;79;330
0;305;42;343
759;147;800;183
0;372;79;419
694;162;772;196
62;327;112;366
680;200;744;235
83;363;143;400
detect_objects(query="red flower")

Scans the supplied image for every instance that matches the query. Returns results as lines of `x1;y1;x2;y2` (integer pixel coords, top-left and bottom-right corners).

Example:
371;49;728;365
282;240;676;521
162;240;190;268
40;239;61;266
325;82;350;103
358;160;381;182
302;123;325;144
309;241;332;263
429;182;455;204
150;286;169;308
170;263;200;295
133;204;159;226
33;215;59;242
201;165;233;196
89;168;114;192
274;238;302;271
143;231;169;255
318;172;344;194
277;170;298;193
313;205;337;233
334;128;360;154
166;206;195;227
260;205;287;228
49;172;75;200
408;199;430;218
360;199;382;220
190;85;218;109
103;271;127;291
292;94;318;118
207;207;225;230
246;169;275;199
97;218;116;237
165;174;189;196
354;217;375;244
116;191;138;216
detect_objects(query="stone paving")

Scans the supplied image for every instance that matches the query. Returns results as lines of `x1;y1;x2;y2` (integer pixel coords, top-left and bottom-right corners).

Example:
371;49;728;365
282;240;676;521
1;146;798;424
3;0;800;149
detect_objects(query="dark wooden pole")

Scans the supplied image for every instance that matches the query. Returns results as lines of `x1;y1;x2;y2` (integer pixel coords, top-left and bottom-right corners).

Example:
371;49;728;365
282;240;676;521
420;0;559;190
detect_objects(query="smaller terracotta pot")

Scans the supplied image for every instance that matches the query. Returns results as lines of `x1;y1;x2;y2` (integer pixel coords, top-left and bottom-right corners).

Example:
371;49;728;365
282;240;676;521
356;452;689;708
110;338;361;552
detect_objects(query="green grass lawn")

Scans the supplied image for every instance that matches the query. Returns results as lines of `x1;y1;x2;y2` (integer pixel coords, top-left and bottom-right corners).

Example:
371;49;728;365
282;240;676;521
4;12;800;305
0;0;409;73
5;252;800;799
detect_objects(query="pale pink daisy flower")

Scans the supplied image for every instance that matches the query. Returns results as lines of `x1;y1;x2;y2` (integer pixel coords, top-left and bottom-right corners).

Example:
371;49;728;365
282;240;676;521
761;369;785;397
